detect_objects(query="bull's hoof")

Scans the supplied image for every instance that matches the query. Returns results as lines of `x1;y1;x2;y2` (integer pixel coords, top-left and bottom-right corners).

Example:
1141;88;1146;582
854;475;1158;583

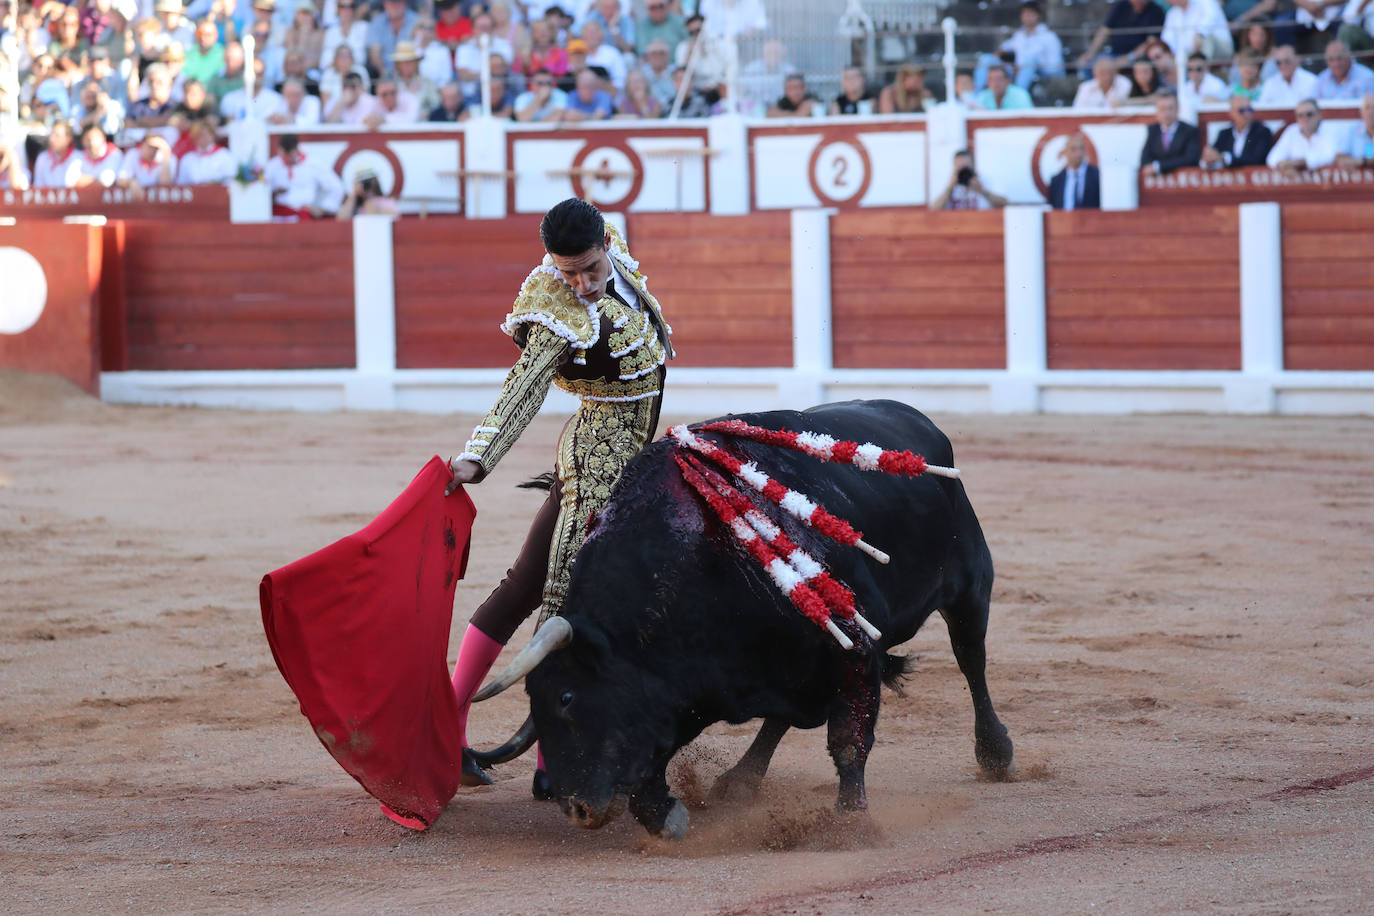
975;730;1016;780
531;768;554;801
708;766;765;804
656;799;689;841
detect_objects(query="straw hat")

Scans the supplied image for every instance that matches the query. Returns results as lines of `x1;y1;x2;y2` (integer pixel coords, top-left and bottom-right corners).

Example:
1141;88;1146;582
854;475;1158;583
390;41;421;63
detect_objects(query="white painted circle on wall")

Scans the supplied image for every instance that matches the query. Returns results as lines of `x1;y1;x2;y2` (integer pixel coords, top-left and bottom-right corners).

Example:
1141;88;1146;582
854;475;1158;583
812;141;867;202
0;247;48;335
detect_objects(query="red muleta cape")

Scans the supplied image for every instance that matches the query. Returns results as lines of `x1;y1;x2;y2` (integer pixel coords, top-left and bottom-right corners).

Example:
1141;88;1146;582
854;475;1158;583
260;457;476;827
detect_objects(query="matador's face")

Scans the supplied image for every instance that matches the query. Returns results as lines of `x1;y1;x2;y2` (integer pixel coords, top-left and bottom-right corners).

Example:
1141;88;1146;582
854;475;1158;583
550;232;614;302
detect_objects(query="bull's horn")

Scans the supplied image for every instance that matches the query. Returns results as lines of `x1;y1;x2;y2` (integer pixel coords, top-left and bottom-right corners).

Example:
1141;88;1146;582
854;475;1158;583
472;616;573;702
467;714;538;767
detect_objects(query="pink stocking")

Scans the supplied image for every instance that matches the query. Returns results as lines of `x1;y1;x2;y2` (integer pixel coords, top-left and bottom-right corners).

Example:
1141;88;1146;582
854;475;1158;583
451;623;505;748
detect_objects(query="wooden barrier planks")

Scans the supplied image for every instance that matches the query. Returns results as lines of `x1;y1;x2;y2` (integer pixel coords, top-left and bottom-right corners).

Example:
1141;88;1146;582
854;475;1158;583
1282;204;1374;370
392;216;544;369
1044;207;1241;370
122;221;355;370
830;210;1006;369
626;212;793;368
0;222;105;393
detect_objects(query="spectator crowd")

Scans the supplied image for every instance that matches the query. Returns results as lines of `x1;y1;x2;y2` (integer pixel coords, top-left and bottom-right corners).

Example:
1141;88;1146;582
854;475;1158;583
2;0;1373;210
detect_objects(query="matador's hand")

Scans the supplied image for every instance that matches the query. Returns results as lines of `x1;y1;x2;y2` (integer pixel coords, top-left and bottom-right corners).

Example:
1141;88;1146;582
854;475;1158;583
446;458;483;495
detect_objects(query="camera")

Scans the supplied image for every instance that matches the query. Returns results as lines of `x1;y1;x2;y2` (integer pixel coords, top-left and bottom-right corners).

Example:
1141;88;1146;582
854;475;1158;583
956;166;975;186
358;176;383;199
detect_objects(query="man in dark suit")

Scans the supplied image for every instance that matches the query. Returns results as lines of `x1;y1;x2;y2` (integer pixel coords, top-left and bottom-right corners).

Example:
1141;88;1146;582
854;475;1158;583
1201;94;1274;169
1049;132;1101;209
1139;90;1201;175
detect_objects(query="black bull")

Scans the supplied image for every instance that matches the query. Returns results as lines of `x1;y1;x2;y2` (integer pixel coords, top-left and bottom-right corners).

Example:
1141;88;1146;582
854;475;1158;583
484;400;1014;838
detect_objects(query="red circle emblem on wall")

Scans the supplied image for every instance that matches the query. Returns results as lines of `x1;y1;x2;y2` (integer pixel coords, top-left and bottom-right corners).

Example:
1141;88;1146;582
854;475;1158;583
569;141;645;209
806;138;874;207
1030;128;1100;201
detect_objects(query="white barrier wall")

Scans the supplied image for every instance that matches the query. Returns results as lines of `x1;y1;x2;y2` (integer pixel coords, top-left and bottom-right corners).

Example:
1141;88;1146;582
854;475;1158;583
101;204;1374;417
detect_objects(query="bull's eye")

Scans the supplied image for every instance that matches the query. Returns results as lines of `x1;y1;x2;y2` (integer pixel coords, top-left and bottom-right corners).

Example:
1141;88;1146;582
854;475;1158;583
559;690;574;708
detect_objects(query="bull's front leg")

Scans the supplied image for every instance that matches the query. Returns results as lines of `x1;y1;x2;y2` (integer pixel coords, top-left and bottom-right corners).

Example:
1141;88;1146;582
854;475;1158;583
826;650;882;812
629;775;690;840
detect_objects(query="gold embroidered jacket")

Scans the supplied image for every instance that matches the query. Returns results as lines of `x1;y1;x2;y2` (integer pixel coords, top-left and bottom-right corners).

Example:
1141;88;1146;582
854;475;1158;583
456;225;674;477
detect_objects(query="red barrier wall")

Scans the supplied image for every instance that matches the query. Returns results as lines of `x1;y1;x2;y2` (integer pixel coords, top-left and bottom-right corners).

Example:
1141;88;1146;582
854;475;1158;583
626;212;793;368
392;216;544;369
0;223;104;393
829;210;1007;369
1281;204;1374;371
118;221;355;370
1044;208;1240;370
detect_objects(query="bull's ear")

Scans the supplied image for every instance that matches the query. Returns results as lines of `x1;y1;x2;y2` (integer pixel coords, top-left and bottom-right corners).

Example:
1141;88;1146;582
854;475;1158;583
566;621;614;676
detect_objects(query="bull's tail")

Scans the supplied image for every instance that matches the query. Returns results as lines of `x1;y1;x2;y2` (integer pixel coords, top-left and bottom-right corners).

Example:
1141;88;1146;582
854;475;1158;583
882;652;913;696
517;472;558;491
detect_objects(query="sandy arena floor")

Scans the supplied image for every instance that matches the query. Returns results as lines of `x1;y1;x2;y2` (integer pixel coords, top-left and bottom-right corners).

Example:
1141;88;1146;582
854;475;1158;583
2;369;1372;914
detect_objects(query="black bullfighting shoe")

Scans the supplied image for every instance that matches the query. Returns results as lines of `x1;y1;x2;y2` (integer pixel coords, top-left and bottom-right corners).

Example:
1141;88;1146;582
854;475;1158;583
531;768;554;801
461;748;494;787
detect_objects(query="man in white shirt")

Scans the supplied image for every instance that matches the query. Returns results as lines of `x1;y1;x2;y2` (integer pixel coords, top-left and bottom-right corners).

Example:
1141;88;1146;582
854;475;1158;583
1258;46;1320;107
1335;91;1374;170
674;15;728;96
393;41;440;114
325;71;382;123
117;134;178;188
267;77;322;126
998;2;1064;90
1179;52;1230;110
577;20;626;91
1073;56;1132;108
455;10;514;93
412;17;455;87
76;124;124;188
1267;99;1343;172
697;0;767;40
220;58;288;120
32;122;84;188
176;120;237;184
363;77;420;127
266;133;345;218
1315;39;1374;101
1160;0;1233;62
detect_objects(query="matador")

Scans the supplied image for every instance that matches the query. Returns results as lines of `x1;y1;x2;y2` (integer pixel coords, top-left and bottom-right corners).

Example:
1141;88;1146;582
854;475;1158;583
442;198;673;801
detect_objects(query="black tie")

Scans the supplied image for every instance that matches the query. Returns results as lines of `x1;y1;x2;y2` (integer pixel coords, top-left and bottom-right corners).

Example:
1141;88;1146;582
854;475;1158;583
606;276;633;309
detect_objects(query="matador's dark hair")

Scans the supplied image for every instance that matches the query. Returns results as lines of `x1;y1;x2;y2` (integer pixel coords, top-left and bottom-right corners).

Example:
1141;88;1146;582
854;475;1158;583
540;198;606;257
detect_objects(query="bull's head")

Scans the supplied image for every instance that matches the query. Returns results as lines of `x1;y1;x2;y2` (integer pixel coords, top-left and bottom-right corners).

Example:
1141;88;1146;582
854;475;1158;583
474;615;689;839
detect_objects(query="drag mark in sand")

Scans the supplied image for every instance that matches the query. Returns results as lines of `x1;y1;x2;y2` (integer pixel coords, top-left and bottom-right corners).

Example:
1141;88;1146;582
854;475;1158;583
713;763;1374;914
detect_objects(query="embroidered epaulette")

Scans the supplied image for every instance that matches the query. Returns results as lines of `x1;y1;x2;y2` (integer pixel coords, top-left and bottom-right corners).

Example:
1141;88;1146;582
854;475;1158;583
501;267;601;351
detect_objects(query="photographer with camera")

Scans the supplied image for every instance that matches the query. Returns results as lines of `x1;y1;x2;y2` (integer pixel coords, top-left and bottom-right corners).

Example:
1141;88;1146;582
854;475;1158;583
931;150;1009;210
336;166;399;219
